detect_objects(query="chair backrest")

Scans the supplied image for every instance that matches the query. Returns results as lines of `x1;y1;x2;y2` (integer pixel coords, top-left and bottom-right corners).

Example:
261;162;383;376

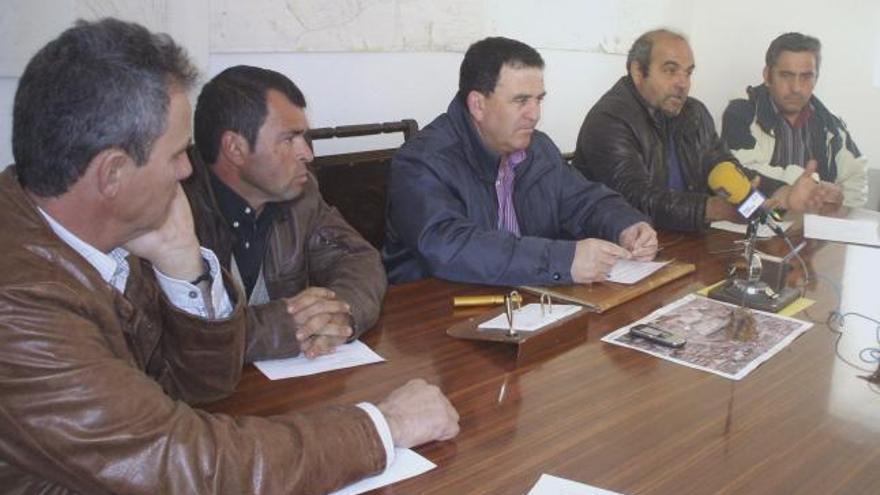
307;120;418;249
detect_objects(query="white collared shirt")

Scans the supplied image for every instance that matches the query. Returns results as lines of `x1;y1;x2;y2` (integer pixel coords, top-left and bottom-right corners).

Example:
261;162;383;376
38;208;232;318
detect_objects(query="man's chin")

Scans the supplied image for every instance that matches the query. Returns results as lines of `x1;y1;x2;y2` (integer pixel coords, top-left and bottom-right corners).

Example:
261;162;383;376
280;185;304;202
514;135;533;150
661;106;683;118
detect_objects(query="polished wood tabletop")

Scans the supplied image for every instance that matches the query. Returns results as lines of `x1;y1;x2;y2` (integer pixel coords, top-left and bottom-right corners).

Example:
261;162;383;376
205;230;880;495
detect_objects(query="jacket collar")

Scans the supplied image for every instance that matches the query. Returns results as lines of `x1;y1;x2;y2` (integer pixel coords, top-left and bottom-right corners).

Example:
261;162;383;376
620;76;682;133
446;96;525;183
0;167;115;293
748;83;838;135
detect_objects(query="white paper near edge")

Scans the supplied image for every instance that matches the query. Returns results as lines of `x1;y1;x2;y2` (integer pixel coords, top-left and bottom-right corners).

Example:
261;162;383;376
330;448;436;495
527;474;624;495
254;340;384;380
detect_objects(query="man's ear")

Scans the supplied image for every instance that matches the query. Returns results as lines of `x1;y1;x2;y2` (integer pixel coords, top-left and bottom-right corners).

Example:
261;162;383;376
92;148;132;199
630;61;645;85
467;90;486;123
219;130;250;167
763;65;771;85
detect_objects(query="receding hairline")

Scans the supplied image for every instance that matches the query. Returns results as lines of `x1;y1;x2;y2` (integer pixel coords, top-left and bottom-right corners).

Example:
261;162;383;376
647;31;690;56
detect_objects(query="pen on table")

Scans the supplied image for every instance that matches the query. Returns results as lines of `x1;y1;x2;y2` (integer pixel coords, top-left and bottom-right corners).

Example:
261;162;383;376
453;293;523;307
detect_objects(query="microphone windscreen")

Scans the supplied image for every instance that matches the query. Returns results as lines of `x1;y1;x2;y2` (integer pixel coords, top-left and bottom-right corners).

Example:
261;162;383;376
707;161;751;204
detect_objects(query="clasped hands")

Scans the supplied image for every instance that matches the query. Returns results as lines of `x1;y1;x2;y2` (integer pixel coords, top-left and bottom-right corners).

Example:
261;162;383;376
285;287;354;359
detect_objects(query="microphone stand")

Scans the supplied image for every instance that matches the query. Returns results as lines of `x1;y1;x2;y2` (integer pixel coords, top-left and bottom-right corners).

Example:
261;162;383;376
708;211;801;313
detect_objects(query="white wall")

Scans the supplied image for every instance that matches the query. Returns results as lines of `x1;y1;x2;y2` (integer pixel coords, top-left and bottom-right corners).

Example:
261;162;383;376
208;49;627;157
689;0;880;163
1;1;879;169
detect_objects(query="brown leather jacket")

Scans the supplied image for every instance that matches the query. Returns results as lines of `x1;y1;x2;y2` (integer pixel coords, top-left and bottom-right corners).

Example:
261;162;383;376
183;150;387;362
0;168;385;494
573;76;740;232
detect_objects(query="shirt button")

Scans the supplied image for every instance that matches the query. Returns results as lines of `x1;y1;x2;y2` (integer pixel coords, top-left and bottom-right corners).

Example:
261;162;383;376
244;241;250;249
244;207;251;214
232;221;240;228
552;272;561;281
188;290;198;299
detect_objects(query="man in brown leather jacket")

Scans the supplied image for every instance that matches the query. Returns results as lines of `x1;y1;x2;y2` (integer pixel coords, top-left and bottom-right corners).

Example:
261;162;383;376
186;65;387;361
0;18;457;495
573;30;820;232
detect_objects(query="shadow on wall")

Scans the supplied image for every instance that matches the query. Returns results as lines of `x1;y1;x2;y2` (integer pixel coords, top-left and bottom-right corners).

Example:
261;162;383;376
868;168;880;211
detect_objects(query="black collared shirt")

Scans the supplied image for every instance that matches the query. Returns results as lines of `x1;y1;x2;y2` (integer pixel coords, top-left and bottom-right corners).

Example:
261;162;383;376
209;172;279;298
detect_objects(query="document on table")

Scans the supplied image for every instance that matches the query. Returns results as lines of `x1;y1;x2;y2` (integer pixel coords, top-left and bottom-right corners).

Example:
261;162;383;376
804;208;880;246
527;474;624;495
253;340;384;380
478;303;582;332
711;220;793;238
607;259;671;284
330;448;436;495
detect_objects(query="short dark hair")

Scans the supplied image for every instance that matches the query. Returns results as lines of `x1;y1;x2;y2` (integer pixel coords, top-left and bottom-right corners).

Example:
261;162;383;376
12;18;198;197
765;32;821;72
194;65;307;165
626;29;687;77
457;37;544;103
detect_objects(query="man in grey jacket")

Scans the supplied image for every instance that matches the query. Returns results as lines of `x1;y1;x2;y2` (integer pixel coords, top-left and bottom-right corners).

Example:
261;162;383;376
383;37;657;286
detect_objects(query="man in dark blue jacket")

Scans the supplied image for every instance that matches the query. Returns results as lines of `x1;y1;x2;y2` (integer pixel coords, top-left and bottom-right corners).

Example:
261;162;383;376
383;37;656;286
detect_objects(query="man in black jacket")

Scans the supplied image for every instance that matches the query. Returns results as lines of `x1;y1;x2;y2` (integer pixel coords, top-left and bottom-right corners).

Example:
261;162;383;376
573;30;817;232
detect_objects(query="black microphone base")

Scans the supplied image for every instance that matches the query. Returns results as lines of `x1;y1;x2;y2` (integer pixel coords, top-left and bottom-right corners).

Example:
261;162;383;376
708;278;800;313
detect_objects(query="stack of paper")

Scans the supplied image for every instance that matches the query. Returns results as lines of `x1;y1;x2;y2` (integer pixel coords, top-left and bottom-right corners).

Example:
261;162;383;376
804;208;880;246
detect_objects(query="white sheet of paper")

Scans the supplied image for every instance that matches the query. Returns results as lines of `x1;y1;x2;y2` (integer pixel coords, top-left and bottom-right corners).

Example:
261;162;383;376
330;448;436;495
804;209;880;246
711;220;793;238
253;340;384;380
606;259;670;284
478;303;582;332
527;474;624;495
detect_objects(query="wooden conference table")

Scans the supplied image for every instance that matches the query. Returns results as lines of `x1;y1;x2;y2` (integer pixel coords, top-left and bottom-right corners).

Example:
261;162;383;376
205;229;880;494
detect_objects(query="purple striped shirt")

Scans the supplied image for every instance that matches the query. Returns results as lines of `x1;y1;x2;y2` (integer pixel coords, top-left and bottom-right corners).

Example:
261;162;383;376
496;150;526;236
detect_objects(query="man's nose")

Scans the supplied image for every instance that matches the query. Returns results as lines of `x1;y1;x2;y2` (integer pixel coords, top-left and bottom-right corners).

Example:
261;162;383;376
675;72;690;93
295;138;314;163
525;99;541;122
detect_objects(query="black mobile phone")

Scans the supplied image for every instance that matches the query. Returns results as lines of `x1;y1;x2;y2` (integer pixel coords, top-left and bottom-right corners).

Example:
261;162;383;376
629;323;686;348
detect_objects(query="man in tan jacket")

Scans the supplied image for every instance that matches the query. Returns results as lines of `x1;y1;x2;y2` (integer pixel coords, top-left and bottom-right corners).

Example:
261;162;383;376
0;18;457;495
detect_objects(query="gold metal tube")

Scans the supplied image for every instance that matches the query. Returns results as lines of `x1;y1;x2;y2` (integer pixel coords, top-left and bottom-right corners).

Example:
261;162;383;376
453;293;522;307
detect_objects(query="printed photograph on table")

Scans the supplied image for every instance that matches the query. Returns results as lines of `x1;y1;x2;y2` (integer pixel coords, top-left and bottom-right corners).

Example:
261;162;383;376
602;294;812;380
